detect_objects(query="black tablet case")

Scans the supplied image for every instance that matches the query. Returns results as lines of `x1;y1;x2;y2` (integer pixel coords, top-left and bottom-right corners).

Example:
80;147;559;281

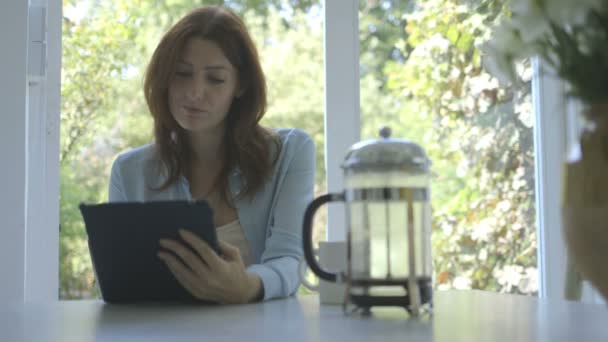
79;200;219;304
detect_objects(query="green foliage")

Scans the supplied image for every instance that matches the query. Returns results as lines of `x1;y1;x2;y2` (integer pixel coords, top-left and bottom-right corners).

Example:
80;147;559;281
59;154;108;298
61;0;135;163
60;0;152;297
380;0;537;294
249;9;325;186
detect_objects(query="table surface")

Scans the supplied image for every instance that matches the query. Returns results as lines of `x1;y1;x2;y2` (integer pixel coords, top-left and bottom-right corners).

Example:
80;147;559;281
1;290;606;342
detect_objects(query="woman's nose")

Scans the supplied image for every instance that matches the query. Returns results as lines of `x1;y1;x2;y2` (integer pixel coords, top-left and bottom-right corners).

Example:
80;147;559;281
186;77;206;100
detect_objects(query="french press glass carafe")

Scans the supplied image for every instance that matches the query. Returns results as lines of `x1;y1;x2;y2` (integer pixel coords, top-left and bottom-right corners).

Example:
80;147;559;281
302;126;433;316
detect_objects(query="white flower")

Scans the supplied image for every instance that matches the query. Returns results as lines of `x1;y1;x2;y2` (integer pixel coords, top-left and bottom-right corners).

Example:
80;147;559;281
453;276;472;290
482;22;539;85
496;265;523;287
509;0;551;43
482;42;518;85
485;0;608;101
471;218;494;242
519;267;539;294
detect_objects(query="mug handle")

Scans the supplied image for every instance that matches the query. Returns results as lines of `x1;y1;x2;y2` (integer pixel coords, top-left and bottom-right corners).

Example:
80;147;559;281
302;193;345;283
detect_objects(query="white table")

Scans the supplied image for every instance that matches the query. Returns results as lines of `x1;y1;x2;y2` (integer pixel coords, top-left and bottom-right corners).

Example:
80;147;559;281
1;291;606;341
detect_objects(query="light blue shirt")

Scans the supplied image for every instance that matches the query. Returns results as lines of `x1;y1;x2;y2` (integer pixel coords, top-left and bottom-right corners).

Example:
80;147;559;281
108;128;315;301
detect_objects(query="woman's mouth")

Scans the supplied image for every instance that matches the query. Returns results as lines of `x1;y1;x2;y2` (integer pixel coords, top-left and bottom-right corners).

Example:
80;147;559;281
183;106;206;117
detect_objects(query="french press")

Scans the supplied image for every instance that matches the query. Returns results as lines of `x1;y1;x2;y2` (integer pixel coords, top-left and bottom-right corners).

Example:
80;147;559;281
302;126;433;316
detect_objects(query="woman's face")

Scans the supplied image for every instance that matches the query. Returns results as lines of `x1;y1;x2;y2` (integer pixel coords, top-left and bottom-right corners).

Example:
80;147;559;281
168;38;240;135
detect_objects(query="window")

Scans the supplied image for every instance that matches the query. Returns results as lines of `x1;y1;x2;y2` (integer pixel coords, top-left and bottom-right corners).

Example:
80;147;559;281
358;0;537;294
6;0;574;301
58;0;327;298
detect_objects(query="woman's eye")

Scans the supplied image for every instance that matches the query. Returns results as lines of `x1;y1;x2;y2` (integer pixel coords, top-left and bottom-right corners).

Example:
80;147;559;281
208;77;225;84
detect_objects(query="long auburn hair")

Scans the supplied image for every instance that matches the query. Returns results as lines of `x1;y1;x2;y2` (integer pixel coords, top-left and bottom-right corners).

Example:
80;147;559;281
144;6;279;202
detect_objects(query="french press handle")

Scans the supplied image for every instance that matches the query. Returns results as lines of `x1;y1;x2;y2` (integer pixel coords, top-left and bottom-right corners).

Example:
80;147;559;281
302;192;345;283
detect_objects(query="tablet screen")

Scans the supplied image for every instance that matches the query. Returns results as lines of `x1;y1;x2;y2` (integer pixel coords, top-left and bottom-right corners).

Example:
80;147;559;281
79;200;218;303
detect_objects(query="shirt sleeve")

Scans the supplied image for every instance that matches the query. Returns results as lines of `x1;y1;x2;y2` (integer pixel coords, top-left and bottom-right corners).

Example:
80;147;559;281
108;156;128;202
247;132;315;300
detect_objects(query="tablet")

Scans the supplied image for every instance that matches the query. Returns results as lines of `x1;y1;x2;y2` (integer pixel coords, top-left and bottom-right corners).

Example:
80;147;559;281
79;200;219;304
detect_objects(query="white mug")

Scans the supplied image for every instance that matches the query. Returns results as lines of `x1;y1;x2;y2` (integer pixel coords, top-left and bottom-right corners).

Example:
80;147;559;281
298;241;347;305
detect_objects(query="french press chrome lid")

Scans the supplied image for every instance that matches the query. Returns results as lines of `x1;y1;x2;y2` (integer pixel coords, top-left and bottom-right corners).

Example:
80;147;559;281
342;126;431;173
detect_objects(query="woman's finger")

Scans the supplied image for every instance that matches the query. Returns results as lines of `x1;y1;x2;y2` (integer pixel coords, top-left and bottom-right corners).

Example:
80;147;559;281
178;229;223;270
159;238;208;276
217;240;241;262
158;252;209;300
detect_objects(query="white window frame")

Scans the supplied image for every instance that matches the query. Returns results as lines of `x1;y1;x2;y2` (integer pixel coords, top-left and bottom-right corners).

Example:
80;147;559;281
1;0;592;302
24;0;61;302
323;0;360;242
533;58;568;301
0;0;60;303
534;60;605;304
0;0;28;304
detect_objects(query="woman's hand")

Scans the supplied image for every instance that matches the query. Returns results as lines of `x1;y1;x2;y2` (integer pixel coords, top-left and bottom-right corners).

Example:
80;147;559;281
158;229;263;304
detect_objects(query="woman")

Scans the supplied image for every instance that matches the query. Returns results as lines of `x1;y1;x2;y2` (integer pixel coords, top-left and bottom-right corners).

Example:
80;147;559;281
109;5;315;304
